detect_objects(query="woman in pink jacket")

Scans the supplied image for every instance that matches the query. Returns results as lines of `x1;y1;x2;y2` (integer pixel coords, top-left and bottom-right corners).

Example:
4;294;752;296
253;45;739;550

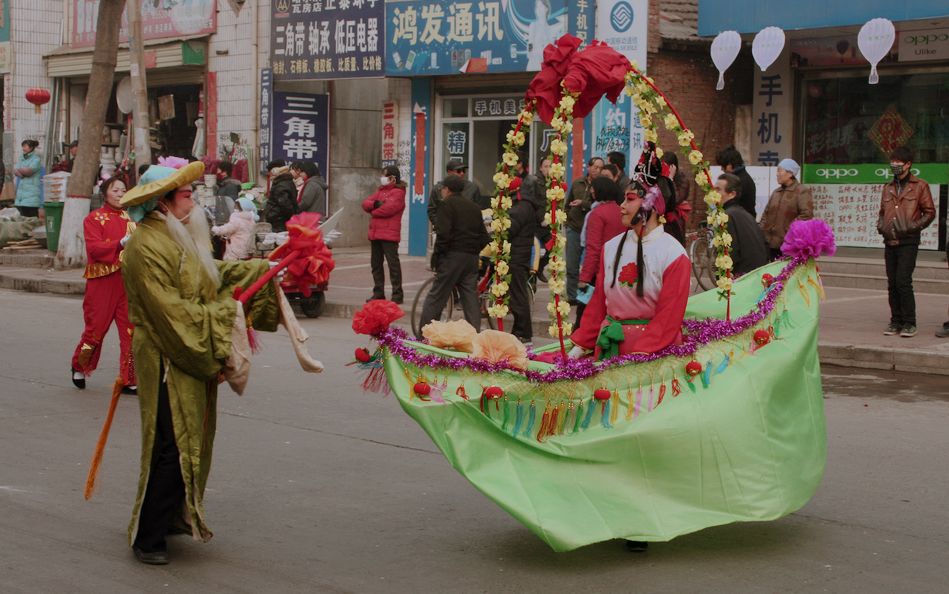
579;176;627;290
361;165;406;303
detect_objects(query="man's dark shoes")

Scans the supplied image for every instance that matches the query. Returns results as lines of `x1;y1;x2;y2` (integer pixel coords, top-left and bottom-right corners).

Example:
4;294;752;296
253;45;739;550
392;295;404;305
883;323;900;336
71;369;86;390
936;324;949;338
121;385;137;396
625;540;649;552
133;546;169;565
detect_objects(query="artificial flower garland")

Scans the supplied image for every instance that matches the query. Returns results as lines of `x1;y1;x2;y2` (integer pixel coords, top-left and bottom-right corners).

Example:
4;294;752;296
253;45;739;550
624;66;735;305
485;104;534;326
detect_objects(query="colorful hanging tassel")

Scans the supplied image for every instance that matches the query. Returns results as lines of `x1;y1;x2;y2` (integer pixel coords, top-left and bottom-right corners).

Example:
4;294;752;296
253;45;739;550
609;391;620;426
700;360;712;389
601;398;613;429
523;401;537;437
634;386;644;418
672;376;682;397
556;401;568;435
501;398;512;431
646;385;655;411
715;353;730;375
455;386;470;400
580;398;596;430
782;307;792;329
536;401;553;442
625;389;636;421
512;400;525;436
808;276;825;300
572;401;584;433
656;383;667;408
798;280;811;306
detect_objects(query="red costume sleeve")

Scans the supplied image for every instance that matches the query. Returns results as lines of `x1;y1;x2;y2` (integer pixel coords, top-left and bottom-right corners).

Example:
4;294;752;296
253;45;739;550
84;214;122;265
626;254;691;354
579;212;605;284
571;252;608;350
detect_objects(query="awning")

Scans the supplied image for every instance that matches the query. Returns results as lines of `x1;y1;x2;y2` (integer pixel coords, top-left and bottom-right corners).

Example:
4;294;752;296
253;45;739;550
45;39;207;83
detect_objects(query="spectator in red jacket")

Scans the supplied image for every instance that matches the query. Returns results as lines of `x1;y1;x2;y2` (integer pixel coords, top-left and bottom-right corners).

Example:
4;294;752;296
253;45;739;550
361;165;406;303
579;176;626;291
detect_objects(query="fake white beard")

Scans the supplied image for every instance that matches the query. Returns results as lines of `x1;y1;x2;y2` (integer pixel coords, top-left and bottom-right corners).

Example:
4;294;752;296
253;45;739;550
162;208;220;289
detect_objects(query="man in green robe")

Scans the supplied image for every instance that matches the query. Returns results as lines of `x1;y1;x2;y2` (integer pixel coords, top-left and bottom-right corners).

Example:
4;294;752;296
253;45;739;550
120;161;279;565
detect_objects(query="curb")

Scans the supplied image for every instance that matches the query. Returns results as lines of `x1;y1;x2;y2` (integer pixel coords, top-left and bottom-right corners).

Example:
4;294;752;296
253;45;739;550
4;271;948;376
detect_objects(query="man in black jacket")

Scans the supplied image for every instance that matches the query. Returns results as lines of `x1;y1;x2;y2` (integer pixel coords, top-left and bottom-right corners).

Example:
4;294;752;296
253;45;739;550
716;145;757;218
507;176;537;343
262;160;299;232
717;173;768;276
427;159;486;224
417;176;490;336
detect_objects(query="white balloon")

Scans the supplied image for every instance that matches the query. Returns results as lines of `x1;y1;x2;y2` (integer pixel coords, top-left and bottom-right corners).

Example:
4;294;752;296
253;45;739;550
711;31;742;91
752;27;786;72
857;18;895;85
115;77;133;114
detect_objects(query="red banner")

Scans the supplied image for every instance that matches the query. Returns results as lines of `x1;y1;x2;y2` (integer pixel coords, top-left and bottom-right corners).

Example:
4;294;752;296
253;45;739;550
71;0;216;48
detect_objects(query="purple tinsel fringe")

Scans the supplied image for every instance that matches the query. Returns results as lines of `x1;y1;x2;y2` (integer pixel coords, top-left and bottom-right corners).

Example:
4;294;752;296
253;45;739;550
374;256;809;384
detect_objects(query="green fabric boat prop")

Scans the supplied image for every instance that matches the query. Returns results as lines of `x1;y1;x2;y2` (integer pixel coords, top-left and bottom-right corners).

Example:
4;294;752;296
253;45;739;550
351;219;835;552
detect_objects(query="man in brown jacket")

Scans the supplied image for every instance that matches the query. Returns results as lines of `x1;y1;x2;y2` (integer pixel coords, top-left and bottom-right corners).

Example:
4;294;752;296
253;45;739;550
760;158;813;260
877;146;936;338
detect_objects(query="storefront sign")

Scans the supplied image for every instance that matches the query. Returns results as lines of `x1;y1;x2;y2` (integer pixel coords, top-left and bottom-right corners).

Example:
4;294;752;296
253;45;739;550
0;0;10;44
270;0;385;80
750;46;792;166
381;100;399;167
0;43;10;75
71;0;216;48
803;163;949;185
271;92;330;185
810;183;940;249
385;0;594;76
898;28;949;62
595;0;646;68
259;69;273;166
472;96;526;119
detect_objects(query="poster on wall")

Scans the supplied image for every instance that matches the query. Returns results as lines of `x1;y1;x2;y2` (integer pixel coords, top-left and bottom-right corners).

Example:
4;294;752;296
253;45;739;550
271;0;386;80
385;0;594;76
271;92;330;185
381;100;399;168
72;0;216;47
259;69;273;166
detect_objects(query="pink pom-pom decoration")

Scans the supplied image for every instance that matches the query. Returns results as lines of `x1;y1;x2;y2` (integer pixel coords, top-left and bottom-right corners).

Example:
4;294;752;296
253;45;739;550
157;156;190;169
780;219;836;260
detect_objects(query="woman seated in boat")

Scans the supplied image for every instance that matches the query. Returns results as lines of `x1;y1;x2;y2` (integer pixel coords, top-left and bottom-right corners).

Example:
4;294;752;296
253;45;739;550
569;152;691;359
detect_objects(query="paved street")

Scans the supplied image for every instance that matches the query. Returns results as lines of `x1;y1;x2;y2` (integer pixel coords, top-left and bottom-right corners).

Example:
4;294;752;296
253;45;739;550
2;288;949;593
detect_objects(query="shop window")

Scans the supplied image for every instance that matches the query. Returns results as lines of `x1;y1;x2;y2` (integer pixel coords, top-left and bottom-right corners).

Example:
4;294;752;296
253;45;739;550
443;98;469;118
803;72;949;164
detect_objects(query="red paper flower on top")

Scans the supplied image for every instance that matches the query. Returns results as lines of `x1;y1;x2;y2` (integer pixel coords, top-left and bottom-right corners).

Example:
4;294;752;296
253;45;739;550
525;34;582;124
562;41;634;119
352;300;404;336
618;262;639;288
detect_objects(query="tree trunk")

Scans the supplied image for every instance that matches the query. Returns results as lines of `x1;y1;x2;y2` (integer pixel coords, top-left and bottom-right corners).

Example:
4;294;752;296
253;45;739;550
56;0;127;268
127;0;151;170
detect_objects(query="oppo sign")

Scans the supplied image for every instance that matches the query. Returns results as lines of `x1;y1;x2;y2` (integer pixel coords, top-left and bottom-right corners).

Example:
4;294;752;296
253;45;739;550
812;167;919;180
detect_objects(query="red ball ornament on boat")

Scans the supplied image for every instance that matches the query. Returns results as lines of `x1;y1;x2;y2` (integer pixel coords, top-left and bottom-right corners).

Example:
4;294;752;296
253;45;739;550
354;347;371;363
593;388;612;401
754;329;771;347
484;386;504;399
685;360;703;378
761;273;774;288
413;381;431;396
26;88;51;114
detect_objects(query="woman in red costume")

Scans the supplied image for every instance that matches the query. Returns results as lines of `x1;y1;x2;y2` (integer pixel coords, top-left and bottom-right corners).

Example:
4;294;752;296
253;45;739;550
71;176;137;393
569;152;692;360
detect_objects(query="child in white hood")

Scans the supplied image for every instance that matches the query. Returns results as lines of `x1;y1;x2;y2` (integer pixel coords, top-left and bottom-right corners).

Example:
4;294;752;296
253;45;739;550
211;196;258;260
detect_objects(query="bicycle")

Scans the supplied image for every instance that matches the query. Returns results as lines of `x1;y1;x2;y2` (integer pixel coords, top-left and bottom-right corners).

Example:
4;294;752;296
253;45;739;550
687;222;716;291
411;238;541;337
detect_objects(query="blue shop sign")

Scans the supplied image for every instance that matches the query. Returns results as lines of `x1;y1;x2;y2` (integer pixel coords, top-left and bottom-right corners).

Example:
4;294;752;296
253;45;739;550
385;0;595;76
271;92;330;183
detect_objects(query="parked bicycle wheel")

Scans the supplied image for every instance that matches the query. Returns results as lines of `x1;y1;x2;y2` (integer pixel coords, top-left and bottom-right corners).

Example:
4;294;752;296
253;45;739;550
410;276;458;337
689;232;716;291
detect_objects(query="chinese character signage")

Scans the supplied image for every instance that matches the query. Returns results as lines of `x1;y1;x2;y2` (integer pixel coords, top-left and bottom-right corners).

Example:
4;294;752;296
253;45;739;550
750;46;792;166
471;96;526;118
72;0;216;48
272;92;330;184
271;0;385;80
385;0;595;76
381;100;399;167
260;69;273;166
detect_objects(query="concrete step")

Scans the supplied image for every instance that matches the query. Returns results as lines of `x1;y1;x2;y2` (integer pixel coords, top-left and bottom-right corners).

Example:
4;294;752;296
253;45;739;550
819;271;949;294
818;255;949;294
0;249;53;268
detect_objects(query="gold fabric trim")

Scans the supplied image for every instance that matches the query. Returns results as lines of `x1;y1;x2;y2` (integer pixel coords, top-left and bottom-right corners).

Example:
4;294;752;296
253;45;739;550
83;262;122;279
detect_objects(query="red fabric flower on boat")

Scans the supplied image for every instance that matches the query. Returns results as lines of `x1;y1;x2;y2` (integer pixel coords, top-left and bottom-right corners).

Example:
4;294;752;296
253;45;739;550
352;300;405;336
525;34;582;124
618;262;638;288
268;212;335;297
562;41;633;119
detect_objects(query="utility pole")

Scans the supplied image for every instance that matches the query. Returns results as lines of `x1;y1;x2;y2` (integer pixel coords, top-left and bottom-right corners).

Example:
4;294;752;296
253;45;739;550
127;0;151;172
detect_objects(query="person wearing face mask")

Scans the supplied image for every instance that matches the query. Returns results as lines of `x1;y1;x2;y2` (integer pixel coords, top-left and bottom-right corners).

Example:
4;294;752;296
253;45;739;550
760;158;813;260
876;146;935;338
70;176;137;394
362;165;406;303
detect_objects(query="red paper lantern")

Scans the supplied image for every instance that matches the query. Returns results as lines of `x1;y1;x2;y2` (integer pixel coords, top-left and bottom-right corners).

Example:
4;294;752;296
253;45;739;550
413;381;431;396
754;329;771;347
26;88;51;114
685;360;703;378
484;386;504;399
761;273;774;288
354;347;371;363
593;388;612;401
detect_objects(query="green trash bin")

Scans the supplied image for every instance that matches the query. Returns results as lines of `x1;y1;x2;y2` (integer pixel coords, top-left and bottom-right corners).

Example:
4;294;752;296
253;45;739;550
44;201;64;252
